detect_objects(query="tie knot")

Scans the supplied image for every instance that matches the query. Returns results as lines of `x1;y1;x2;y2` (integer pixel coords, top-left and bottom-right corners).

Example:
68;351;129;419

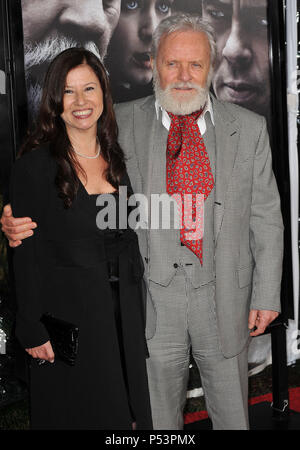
168;109;204;125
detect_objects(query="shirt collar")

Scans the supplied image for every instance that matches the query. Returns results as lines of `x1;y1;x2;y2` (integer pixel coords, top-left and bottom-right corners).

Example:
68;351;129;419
155;94;215;131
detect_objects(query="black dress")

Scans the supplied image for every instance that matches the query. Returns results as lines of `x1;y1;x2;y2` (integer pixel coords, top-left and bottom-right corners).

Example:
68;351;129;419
10;145;152;430
89;192;148;424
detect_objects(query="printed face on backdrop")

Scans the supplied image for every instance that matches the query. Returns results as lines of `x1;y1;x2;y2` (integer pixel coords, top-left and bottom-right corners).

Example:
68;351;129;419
108;0;174;88
21;0;120;117
202;0;270;117
153;30;212;115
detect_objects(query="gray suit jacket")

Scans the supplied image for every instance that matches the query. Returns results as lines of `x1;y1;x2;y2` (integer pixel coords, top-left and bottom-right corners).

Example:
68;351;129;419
115;95;284;358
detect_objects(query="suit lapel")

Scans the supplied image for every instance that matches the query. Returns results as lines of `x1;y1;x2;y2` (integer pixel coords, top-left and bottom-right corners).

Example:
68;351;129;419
133;97;169;198
132;95;241;245
133;97;156;196
150;112;169;194
212;96;240;244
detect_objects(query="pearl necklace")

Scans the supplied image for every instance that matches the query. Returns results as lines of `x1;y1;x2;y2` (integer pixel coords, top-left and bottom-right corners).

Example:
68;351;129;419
72;139;101;159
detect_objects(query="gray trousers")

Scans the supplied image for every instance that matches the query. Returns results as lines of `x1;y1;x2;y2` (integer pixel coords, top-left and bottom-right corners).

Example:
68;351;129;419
146;270;250;430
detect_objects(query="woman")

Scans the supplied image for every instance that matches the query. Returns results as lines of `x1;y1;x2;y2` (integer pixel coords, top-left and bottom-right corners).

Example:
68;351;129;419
107;0;173;103
10;47;152;430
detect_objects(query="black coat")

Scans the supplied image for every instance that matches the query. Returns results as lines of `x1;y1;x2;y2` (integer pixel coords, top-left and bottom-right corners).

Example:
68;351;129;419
10;144;152;430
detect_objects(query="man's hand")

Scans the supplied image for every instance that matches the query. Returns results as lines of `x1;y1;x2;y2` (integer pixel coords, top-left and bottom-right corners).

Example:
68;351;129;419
26;340;55;363
248;309;279;337
0;204;37;248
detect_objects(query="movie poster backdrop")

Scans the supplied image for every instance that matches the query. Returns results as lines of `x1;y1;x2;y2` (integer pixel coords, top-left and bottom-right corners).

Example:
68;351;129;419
21;0;272;125
20;0;276;379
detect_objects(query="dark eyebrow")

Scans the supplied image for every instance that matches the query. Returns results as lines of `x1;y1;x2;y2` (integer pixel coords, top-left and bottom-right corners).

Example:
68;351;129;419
64;82;97;88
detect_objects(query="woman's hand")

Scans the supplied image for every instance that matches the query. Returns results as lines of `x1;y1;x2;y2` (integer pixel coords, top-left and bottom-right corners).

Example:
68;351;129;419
26;341;55;363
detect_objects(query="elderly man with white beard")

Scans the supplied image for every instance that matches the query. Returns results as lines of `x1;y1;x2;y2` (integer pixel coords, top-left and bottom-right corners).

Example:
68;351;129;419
21;0;121;118
114;13;283;430
2;13;283;430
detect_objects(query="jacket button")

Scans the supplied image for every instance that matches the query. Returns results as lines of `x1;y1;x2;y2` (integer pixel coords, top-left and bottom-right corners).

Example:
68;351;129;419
173;263;179;268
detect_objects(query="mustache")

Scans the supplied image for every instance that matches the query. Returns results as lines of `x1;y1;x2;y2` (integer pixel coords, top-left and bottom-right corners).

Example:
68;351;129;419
164;82;207;93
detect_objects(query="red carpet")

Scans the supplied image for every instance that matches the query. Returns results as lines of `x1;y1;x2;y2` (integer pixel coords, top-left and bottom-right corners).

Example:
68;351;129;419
184;387;300;425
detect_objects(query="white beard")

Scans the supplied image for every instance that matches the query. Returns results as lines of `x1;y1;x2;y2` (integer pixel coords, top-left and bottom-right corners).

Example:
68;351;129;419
24;36;101;119
153;64;212;115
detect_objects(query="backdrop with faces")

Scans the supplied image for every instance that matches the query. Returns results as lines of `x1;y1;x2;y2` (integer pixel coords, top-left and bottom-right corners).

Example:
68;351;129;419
19;0;285;382
21;0;271;126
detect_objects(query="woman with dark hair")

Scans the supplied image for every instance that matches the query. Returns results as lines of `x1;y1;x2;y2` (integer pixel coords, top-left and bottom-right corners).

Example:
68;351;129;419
10;47;152;430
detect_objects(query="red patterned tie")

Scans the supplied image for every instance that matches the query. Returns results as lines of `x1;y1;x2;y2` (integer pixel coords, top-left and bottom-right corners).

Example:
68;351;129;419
166;110;214;264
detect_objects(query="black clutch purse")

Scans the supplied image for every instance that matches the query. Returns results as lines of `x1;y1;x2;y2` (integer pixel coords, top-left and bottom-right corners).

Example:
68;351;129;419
40;313;79;366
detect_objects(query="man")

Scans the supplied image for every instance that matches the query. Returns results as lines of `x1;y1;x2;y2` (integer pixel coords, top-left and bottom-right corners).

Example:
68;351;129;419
2;14;283;430
201;0;273;374
21;0;121;117
202;0;271;121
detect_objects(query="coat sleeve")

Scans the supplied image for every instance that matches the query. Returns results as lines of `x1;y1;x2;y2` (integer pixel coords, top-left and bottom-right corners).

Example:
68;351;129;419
10;158;49;349
249;116;284;312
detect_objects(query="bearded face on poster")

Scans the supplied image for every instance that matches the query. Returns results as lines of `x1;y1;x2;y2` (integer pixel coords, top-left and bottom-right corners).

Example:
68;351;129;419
21;0;121;118
21;0;270;127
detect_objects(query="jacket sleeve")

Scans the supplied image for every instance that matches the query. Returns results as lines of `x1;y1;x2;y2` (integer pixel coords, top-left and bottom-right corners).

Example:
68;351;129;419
249;116;284;312
10;158;49;349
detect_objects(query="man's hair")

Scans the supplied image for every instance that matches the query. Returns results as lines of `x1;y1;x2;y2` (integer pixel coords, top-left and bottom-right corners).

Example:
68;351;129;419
151;13;217;66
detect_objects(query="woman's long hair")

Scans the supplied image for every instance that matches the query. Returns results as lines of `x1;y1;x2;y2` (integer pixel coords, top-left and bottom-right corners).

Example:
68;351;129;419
20;47;126;208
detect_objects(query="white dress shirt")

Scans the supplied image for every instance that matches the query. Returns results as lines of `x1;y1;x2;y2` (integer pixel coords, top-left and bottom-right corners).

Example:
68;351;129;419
155;94;215;135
